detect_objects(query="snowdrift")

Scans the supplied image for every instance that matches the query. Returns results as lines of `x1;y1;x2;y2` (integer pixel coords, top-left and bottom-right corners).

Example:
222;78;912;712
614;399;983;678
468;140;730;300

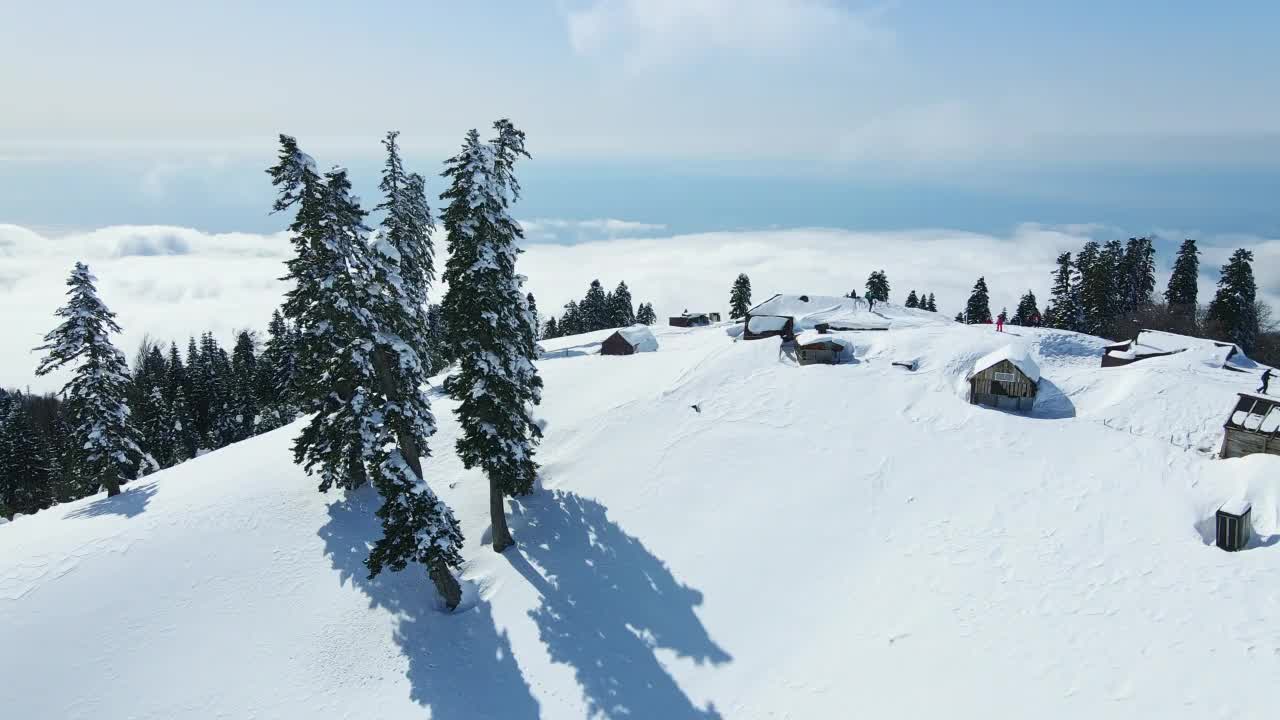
3;317;1278;719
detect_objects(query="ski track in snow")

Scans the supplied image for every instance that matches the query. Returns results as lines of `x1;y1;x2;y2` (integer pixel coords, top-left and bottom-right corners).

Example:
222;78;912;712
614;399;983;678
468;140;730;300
2;307;1279;719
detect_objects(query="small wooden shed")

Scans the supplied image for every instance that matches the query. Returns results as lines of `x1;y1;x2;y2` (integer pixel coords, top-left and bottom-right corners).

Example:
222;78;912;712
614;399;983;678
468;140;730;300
968;345;1040;411
794;331;847;366
1216;500;1252;551
601;325;659;356
1220;392;1280;459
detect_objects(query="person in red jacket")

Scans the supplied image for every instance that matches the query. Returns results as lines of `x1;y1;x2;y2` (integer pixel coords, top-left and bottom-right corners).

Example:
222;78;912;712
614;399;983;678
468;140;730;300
996;310;1006;333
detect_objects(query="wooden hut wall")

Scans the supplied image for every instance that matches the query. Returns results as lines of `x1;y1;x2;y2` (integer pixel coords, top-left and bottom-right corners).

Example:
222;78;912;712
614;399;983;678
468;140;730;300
600;333;635;355
1220;394;1280;459
969;359;1037;409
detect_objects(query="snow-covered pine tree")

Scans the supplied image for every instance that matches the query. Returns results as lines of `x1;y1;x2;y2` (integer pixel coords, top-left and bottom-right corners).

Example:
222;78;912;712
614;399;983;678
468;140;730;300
256;309;299;432
1074;241;1117;337
271;135;465;607
559;300;583;335
964;277;992;324
1012;291;1039;325
729;273;752;320
362;133;464;608
1118;237;1156;316
954;312;965;323
224;330;259;444
865;270;890;303
610;282;635;327
140;385;180;468
581;279;610;331
1205;248;1259;351
1044;252;1080;331
636;302;657;325
164;342;185;404
542;316;560;339
423;303;452;374
440;121;543;554
905;290;919;308
926;293;937;312
34;263;148;497
0;399;54;519
1165;238;1200;333
526;293;541;338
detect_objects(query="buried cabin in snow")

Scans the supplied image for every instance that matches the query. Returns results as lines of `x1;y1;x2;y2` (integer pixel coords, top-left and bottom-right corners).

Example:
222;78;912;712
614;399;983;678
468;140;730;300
669;312;719;328
793;331;849;366
600;325;659;356
1220;393;1280;459
968;345;1040;412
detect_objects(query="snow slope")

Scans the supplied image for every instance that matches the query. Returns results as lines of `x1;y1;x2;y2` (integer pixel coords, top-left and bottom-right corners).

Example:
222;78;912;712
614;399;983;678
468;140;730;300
3;305;1278;719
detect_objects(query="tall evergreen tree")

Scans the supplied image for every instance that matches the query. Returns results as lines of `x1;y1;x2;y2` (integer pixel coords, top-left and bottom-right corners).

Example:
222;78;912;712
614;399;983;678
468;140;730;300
542;316;560;339
1012;291;1039;325
0;399;54;519
1044;252;1080;331
1165;238;1200;332
636;302;657;326
164;342;186;404
964;277;992;324
609;282;635;327
34;263;147;496
224;330;259;444
526;292;541;338
424;303;451;374
1205;249;1259;351
271;134;463;607
925;293;937;312
864;270;890;303
905;290;919;308
256;310;298;432
580;279;610;330
440;121;543;554
729;274;752;320
1117;237;1156;316
559;300;583;336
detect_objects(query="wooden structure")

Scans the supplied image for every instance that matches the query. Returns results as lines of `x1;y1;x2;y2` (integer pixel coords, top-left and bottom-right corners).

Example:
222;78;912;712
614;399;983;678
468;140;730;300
1220;393;1280;459
669;313;713;328
1103;330;1241;369
795;336;844;366
743;314;794;341
968;346;1039;412
600;325;658;356
1216;500;1252;551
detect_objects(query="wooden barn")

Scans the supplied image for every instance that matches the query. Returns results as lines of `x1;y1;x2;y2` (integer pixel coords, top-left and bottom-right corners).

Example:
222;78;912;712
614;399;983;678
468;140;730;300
1220;392;1280;459
968;345;1040;411
600;325;659;356
794;331;848;366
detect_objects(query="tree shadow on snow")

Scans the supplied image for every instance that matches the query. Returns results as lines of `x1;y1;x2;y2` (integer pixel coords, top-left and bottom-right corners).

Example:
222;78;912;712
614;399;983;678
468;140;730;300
65;481;158;519
505;490;731;719
319;488;541;719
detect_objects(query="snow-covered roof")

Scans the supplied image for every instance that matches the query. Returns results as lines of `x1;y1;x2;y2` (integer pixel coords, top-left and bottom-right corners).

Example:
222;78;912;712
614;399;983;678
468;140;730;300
613;324;658;352
794;330;852;349
746;294;890;333
971;344;1041;383
1135;329;1239;355
1220;498;1252;516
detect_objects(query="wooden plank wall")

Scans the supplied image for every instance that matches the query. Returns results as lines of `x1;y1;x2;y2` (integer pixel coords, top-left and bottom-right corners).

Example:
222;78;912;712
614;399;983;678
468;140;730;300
969;359;1036;400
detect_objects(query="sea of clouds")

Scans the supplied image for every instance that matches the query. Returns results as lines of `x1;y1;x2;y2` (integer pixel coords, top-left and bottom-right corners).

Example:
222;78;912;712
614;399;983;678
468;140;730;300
4;221;1277;393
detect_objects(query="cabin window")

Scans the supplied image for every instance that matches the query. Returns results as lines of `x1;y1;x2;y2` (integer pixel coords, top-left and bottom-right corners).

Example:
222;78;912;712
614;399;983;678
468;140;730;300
993;371;1017;383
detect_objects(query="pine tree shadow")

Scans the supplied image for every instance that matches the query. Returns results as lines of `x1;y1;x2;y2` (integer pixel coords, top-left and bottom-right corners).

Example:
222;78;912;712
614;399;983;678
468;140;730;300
319;488;540;719
506;491;730;719
65;481;158;519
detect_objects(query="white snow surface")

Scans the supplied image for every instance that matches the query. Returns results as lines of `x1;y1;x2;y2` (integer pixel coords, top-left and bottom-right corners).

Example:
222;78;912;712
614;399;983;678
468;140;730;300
971;343;1042;383
4;312;1280;719
614;324;658;352
746;293;900;332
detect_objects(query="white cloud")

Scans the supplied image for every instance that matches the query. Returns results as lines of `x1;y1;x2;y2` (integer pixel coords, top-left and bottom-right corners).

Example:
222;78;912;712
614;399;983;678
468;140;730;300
565;0;890;69
6;222;1277;393
518;217;666;242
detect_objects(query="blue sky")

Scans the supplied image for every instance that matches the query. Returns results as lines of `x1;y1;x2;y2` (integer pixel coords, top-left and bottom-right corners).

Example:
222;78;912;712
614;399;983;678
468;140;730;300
2;1;1278;239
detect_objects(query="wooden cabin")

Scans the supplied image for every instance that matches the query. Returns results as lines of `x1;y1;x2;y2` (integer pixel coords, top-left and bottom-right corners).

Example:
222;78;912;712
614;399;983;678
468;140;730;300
794;332;847;366
743;314;794;341
968;345;1040;411
669;313;713;328
601;325;658;356
1220;392;1280;459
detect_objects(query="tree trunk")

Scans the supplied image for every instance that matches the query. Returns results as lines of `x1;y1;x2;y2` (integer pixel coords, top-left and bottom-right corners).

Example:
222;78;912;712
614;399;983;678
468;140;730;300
103;474;121;497
429;556;463;611
490;474;514;553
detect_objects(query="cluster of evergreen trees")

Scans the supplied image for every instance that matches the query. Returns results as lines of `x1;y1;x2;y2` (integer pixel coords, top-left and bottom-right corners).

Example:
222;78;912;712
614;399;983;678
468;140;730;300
1039;237;1267;351
904;290;938;312
542;279;655;338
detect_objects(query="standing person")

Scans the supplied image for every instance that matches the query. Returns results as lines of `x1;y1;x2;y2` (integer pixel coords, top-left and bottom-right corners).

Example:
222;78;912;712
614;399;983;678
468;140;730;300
996;311;1006;333
1260;368;1274;395
867;297;875;312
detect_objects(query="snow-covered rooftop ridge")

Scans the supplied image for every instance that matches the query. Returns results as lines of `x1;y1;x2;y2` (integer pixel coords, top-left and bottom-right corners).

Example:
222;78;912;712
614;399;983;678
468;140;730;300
794;330;852;348
1220;497;1252;515
747;294;858;318
1135;329;1240;353
615;324;658;352
971;343;1041;383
